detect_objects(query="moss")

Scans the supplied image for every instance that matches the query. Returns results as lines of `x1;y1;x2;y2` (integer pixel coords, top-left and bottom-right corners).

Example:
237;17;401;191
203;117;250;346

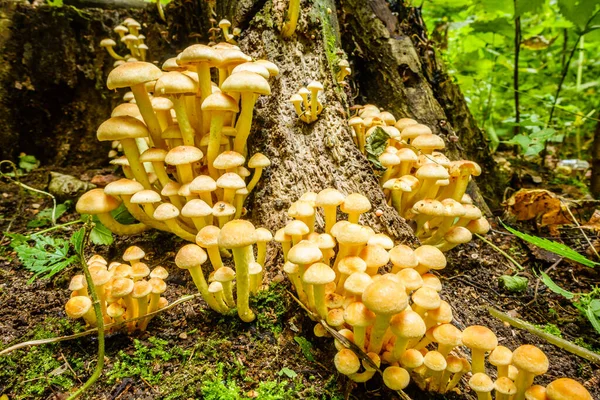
0;318;85;399
106;336;190;385
251;282;289;334
311;0;343;93
535;323;563;338
574;337;600;354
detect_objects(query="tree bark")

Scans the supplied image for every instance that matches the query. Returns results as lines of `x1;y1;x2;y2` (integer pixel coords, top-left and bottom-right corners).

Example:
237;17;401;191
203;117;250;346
590;113;600;198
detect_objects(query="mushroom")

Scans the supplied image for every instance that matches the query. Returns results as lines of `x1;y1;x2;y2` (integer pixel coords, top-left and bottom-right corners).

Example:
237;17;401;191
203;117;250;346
65;296;97;326
511;345;549;400
382;366;411;391
100;38;123;60
469;373;494;400
132;280;152;330
340;193;371;224
546;378;592;400
423;350;447;392
246;153;271;195
461;325;498;375
208;281;229;312
175;244;221;312
76;189;147;235
306;81;324;122
110;277;136;330
218;220;257;322
495;377;517;400
389;309;426;362
255;227;273;267
107;62;165;148
334;349;360;376
315;188;345;234
154;71;198;146
153;203;196;242
221;71;271;155
488;345;513;379
202;92;240;179
302;263;335;319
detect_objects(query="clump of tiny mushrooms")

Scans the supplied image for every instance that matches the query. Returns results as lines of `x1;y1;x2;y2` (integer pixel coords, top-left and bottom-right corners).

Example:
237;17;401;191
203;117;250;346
275;189;592;398
100;17;149;65
347;105;489;252
77;40;278;242
174;219;272;322
65;246;169;333
289;81;324;123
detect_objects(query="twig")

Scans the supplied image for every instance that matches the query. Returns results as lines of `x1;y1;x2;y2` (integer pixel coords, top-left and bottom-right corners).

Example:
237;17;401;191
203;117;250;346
61;352;82;384
67;222;103;400
0;160;59;227
561;202;600;261
0;293;200;356
488;307;600;365
475;233;524;270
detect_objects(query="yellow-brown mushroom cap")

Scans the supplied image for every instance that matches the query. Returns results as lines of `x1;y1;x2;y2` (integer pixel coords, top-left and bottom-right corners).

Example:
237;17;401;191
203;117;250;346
65;296;93;319
155;71;198;95
248;153;271;168
414;245;447;271
107;61;162;90
390;309;426;338
221;71;271;95
218;219;257;248
97;116;149;142
469;373;494;393
545;378;592;400
76;189;121;215
334;349;361;375
362;279;407;315
511;344;549;376
175;244;208;269
201;92;239;113
461;325;498;354
287;240;323;265
340;193;371;216
165;146;204;166
132;280;152;298
303;262;335;285
153;203;181;221
382;366;410;390
178;44;223;66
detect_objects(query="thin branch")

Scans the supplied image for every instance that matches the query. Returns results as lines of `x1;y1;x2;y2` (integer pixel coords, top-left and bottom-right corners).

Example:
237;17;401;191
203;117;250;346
561;202;600;261
475;233;524;270
488;307;600;365
0;293;200;356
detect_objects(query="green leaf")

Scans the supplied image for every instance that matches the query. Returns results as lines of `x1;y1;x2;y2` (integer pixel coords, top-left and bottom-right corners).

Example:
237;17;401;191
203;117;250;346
515;0;545;17
539;271;576;300
70;227;86;255
90;218;114;246
15;234;78;282
364;127;390;170
589;299;600;315
27;203;69;228
586;304;600;334
278;367;298;378
18;154;39;172
557;0;600;30
293;336;315;362
498;275;528;292
112;203;136;224
503;223;600;268
5;232;29;249
471;18;515;38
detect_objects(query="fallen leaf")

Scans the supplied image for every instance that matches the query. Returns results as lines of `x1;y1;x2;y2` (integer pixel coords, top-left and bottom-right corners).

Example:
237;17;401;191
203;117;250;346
505;189;573;228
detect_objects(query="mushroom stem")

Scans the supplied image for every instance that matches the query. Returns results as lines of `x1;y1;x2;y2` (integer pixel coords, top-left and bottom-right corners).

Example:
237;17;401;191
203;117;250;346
207;247;224;270
207;113;226;180
513;371;535;400
256;242;267;267
120;139;152;189
105;46;124;60
233;93;256;155
230;245;256;322
130;84;166;149
171;97;196;146
367;315;392;354
281;0;300;37
96;213;148;235
309;88;319;122
196;63;212;135
246;167;263;194
470;349;486;375
151;162;171;187
187;266;221;312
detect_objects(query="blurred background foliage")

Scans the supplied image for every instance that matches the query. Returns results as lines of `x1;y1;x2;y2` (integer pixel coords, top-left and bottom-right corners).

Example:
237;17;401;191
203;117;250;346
421;0;600;159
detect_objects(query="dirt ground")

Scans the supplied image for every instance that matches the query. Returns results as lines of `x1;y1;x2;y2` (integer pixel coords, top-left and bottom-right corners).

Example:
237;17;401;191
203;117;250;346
0;165;599;400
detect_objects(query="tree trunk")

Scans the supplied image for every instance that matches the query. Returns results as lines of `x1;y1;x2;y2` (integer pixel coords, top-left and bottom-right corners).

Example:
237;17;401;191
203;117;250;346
590;113;600;198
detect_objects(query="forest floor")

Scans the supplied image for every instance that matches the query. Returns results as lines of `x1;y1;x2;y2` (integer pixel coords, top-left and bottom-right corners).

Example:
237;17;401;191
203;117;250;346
0;162;599;400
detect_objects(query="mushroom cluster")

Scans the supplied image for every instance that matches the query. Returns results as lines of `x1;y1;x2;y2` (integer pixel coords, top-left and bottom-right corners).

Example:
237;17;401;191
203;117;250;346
64;246;169;333
77;43;278;241
174;219;272;322
100;18;149;64
348;105;489;251
275;189;592;398
337;60;351;84
289;82;324;123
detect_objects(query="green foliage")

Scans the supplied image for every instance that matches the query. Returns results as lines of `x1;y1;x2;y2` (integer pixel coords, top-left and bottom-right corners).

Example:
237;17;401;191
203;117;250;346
498;274;529;292
18;154;40;172
7;232;79;282
82;203;136;245
293;336;315;362
364;127;390;170
143;0;172;5
106;337;190;385
537;272;600;334
422;0;600;158
46;0;64;6
278;367;298;378
27;202;70;228
503;222;599;267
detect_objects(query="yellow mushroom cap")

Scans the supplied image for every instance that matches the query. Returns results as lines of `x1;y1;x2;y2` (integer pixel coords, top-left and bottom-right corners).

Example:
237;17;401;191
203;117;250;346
344;272;373;296
461;325;498;353
254;59;279;76
218;219;257;248
150;266;169;280
362;279;407;315
132;280;152;298
334;349;360;375
340;193;371;216
489;345;512;368
248;153;271;168
287;240;322;265
190;175;217;193
382;366;410;390
97;116;149;142
469;373;494;393
107;61;162;90
495;377;517;397
414;245;446;271
201;92;239;113
107;302;125;319
65;296;93;319
111;277;134;298
155;71;198;95
344;301;376;328
524;385;548;400
511;345;549;376
76;189;121;215
401;349;424;369
175;244;208;269
178;44;223;66
390;309;426;339
389;245;418;269
546;378;592;400
221;71;271;95
131;189;161;204
104;179;145;196
153;203;181;221
165;146;204;165
303;263;335;285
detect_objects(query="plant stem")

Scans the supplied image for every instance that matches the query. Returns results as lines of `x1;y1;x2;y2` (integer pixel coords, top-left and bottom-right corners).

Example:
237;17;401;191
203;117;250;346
576;36;584;92
488;307;600;365
67;222;104;400
30;219;84;237
475;233;523;270
513;11;521;137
